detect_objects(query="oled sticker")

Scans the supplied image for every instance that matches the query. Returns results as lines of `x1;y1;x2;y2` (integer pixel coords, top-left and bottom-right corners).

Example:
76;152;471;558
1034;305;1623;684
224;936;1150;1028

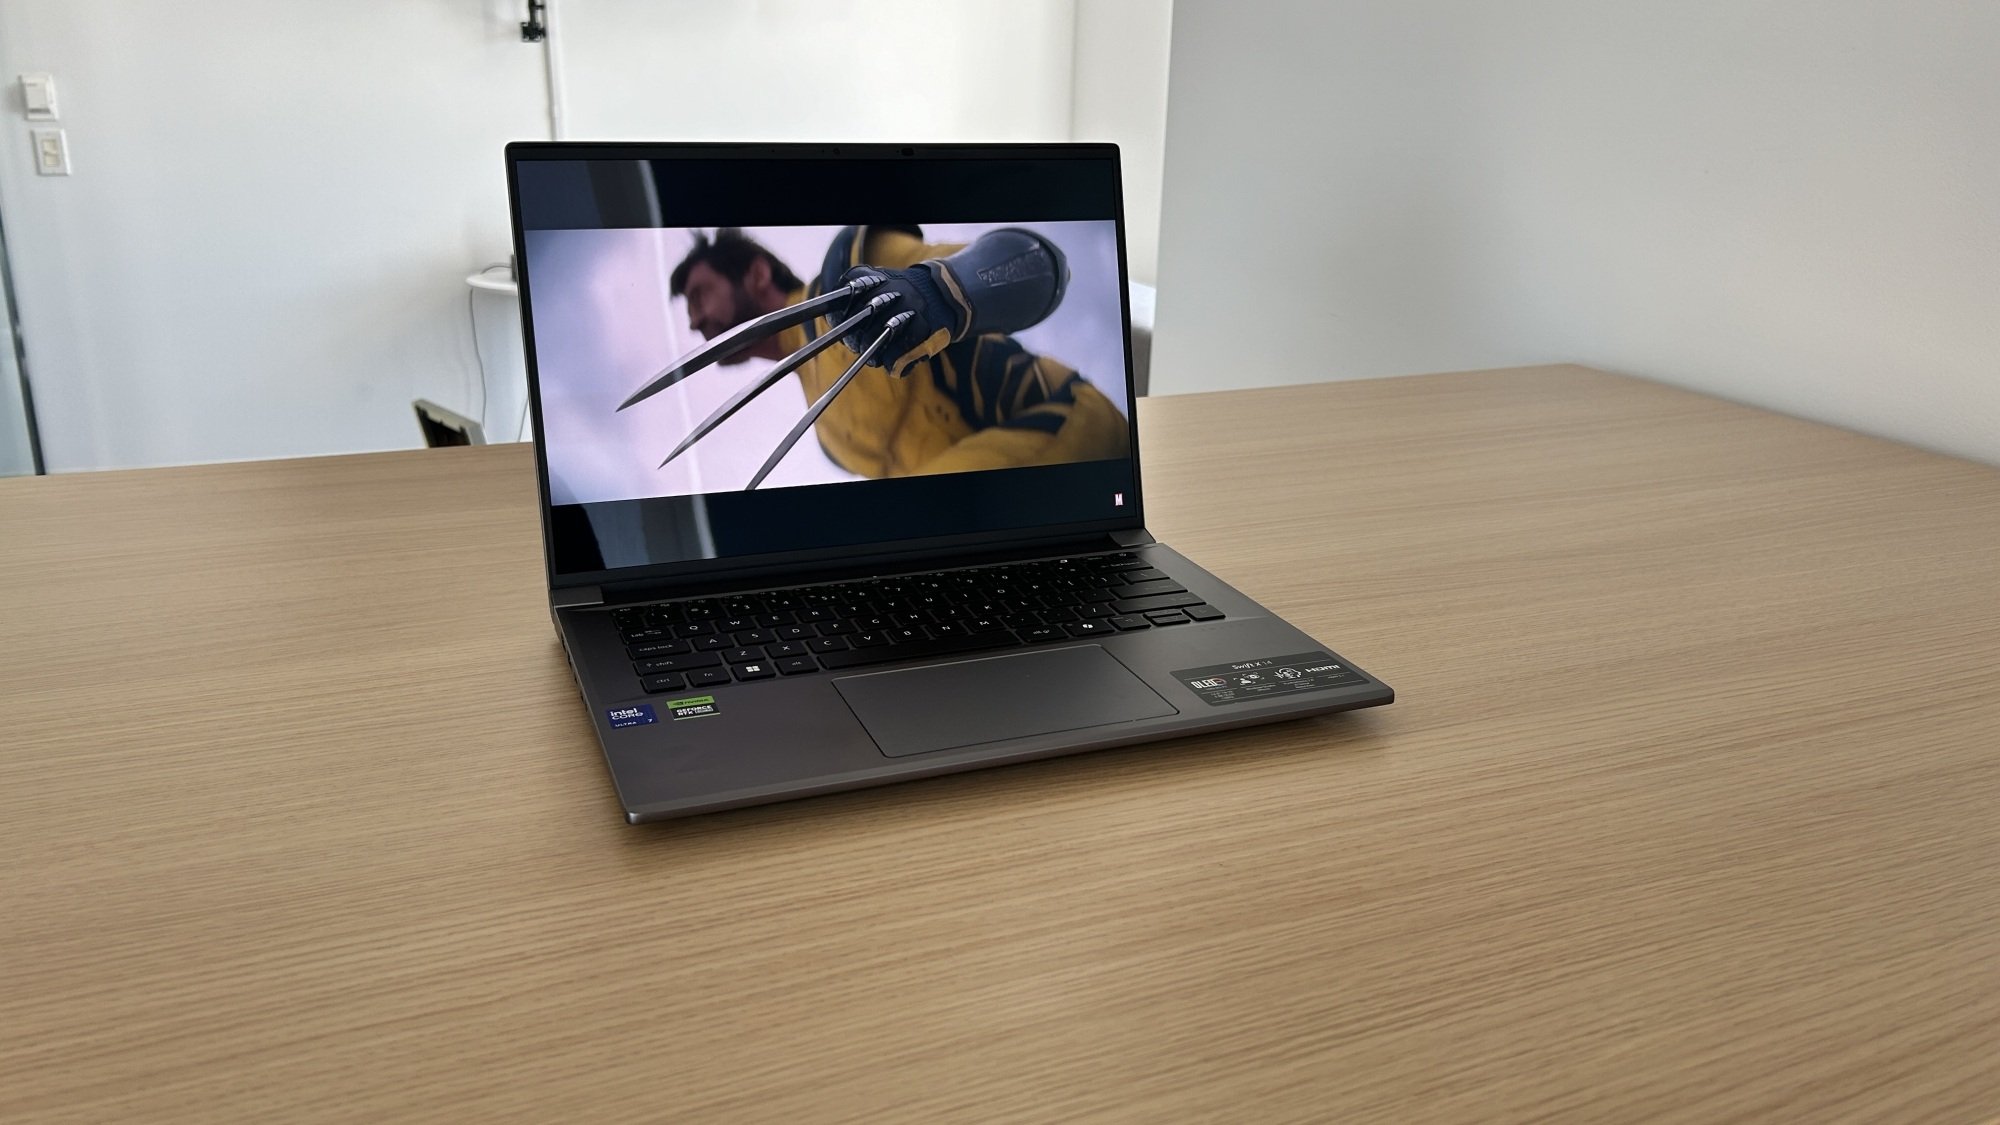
1171;651;1366;707
607;704;658;729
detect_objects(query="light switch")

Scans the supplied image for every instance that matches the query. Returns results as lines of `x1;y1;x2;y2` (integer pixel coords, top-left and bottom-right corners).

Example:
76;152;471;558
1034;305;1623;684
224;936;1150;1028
20;73;57;120
31;127;69;175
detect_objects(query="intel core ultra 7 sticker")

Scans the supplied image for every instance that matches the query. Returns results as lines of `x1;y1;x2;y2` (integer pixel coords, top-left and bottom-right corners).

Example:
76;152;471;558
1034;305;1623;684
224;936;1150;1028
1171;651;1366;707
607;704;658;729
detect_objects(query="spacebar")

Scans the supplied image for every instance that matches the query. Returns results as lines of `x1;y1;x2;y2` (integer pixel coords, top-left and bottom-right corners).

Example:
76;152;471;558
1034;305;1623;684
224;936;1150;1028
817;631;1019;670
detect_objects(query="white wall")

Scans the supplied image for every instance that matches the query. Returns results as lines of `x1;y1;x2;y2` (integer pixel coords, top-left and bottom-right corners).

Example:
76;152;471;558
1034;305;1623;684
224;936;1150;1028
0;0;1083;472
559;0;1075;143
1070;0;1173;285
0;0;547;472
1152;1;2000;466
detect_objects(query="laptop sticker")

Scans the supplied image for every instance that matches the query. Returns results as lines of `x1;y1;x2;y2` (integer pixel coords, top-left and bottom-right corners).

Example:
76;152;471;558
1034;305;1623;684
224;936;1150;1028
664;695;719;721
1171;652;1366;707
607;704;658;729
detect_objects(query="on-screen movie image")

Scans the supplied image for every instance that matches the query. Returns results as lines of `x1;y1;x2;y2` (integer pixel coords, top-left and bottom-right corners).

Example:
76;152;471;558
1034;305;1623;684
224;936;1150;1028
524;221;1132;507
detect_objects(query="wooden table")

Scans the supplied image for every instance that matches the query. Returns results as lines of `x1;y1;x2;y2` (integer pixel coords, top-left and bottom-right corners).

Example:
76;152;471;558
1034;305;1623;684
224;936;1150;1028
4;365;1998;1121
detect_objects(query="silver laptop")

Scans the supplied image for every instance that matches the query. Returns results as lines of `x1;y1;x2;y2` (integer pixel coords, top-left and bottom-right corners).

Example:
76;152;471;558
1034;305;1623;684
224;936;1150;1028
505;142;1393;822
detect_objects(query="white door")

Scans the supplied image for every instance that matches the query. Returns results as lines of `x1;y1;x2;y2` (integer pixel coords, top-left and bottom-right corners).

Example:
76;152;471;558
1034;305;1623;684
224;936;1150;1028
0;250;37;476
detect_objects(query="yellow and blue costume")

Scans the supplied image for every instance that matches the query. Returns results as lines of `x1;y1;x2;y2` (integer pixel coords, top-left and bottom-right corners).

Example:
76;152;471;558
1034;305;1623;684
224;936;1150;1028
779;225;1131;478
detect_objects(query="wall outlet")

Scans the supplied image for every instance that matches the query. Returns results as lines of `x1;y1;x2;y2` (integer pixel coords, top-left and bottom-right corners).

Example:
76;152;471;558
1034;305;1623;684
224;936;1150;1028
31;127;69;175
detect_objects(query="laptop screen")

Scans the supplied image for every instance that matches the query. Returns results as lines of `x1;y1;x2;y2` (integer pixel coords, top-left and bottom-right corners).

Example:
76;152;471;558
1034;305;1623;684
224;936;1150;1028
508;145;1142;585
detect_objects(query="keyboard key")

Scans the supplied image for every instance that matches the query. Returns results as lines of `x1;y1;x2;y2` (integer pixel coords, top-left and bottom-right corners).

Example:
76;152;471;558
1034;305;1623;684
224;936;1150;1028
1119;578;1188;599
778;625;814;641
719;616;757;631
757;612;796;627
732;661;777;682
735;629;777;646
770;641;809;658
807;637;849;654
1113;592;1203;615
642;673;686;693
777;656;819;675
849;631;891;648
1022;626;1065;643
888;626;930;643
687;668;732;688
1184;603;1226;621
1120;567;1169;583
1064;621;1115;637
627;639;692;658
636;653;722;675
673;622;715;639
815;621;855;636
1108;615;1152;631
693;635;733;651
723;647;765;664
1146;612;1191;626
817;630;1017;670
1078;603;1116;619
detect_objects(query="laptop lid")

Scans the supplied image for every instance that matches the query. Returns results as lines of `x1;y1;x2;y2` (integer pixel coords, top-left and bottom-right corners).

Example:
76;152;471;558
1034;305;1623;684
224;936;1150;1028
505;143;1145;593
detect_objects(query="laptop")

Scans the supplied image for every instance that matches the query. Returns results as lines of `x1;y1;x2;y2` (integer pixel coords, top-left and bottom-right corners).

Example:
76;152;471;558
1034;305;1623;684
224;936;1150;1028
504;142;1393;822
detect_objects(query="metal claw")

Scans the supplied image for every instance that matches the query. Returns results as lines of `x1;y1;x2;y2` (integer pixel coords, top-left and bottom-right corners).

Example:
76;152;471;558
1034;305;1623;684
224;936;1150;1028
616;274;883;412
657;292;900;468
746;311;915;490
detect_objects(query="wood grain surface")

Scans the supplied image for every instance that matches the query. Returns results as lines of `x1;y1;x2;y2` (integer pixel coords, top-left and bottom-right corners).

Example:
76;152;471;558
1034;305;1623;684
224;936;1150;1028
2;365;1997;1122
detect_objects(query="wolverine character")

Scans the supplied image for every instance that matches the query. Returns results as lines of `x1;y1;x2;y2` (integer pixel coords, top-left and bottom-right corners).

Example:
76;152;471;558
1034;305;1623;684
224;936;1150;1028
618;225;1131;487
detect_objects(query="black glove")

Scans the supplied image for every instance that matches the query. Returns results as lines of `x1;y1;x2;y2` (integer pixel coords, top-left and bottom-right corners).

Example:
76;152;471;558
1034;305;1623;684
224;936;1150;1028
833;262;962;379
835;228;1070;379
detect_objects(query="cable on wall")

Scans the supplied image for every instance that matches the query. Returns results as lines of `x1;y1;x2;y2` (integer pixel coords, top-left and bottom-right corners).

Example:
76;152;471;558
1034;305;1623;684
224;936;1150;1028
467;263;510;431
525;0;567;141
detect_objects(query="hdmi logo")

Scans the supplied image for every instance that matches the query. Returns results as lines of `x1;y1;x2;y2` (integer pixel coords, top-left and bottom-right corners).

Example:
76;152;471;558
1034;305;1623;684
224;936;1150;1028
607;704;658;729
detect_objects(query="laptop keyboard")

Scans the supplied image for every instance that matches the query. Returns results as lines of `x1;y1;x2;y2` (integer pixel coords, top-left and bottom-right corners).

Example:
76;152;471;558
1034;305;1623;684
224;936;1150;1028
608;552;1226;694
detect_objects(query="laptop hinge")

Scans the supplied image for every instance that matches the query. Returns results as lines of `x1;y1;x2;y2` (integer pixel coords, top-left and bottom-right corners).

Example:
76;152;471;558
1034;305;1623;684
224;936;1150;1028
550;585;603;632
552;585;603;609
596;529;1151;607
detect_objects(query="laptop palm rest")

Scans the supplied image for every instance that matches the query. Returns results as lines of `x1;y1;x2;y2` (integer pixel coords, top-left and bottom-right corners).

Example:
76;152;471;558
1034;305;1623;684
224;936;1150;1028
834;646;1180;759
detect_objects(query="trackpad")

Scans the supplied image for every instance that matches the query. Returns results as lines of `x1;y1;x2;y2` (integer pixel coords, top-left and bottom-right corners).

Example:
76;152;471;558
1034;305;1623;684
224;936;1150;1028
835;645;1180;759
